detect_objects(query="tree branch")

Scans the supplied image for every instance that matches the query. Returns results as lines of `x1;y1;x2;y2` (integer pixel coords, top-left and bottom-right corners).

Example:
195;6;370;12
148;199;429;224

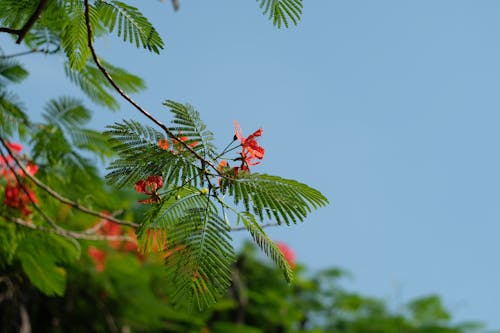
0;136;139;228
82;0;219;174
0;0;49;44
15;0;49;44
0;46;61;59
3;215;136;243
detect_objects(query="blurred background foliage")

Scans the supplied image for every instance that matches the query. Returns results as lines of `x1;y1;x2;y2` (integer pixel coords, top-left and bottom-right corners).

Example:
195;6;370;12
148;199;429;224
0;240;493;333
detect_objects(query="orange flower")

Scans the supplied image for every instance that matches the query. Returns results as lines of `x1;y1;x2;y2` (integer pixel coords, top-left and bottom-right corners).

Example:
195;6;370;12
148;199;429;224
234;121;265;167
175;134;199;148
217;160;228;171
158;139;170;150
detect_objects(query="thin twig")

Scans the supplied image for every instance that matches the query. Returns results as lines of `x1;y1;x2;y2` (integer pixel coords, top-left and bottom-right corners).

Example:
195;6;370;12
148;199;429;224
231;222;279;232
82;0;219;174
3;215;136;243
0;49;37;58
0;46;61;59
0;136;138;228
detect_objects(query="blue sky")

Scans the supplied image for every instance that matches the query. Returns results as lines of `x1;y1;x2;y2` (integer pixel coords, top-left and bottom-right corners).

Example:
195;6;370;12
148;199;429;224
2;0;500;329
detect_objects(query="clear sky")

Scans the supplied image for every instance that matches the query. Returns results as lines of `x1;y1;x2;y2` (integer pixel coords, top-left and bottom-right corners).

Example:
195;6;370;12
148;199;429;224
2;0;500;329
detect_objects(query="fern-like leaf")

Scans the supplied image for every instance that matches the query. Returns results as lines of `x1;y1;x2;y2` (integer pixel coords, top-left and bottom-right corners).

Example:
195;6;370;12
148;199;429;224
42;97;91;129
0;59;28;85
96;0;164;53
105;120;201;189
238;211;293;282
0;91;29;137
61;2;100;70
228;173;328;224
65;59;145;111
164;100;216;158
257;0;303;28
141;194;235;311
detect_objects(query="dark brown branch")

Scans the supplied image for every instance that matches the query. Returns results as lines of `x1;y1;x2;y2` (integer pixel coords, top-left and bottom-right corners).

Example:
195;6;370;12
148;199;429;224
15;0;49;44
82;0;219;174
0;136;139;228
0;27;19;34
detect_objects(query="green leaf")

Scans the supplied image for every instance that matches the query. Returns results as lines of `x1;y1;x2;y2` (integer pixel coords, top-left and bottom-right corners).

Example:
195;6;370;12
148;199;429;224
61;2;100;70
228;173;328;224
16;233;79;296
0;91;29;137
257;0;303;28
96;0;164;53
64;59;145;111
105;120;201;189
17;251;67;296
43;96;91;129
0;221;19;269
141;194;235;311
164;100;216;159
0;0;36;30
238;211;293;282
0;59;28;84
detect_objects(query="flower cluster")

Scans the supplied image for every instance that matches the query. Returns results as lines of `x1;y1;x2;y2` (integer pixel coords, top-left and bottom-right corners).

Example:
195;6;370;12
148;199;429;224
1;143;38;217
218;121;265;176
158;132;198;154
135;175;163;204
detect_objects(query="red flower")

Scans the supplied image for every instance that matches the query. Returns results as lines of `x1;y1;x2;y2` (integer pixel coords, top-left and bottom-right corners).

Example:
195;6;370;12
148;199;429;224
135;175;163;204
234;121;265;168
6;142;22;153
276;242;296;269
88;246;106;272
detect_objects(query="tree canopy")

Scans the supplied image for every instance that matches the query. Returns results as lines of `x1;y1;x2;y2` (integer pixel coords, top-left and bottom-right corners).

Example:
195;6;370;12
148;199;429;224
0;1;496;332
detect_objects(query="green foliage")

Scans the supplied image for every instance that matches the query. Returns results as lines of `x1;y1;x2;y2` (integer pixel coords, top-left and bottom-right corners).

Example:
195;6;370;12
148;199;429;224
104;102;327;309
0;0;316;318
228;173;328;224
257;0;303;28
96;0;164;53
0;0;37;31
164;100;217;158
150;195;235;311
16;233;79;296
61;2;98;70
238;211;293;282
105;120;201;189
0;58;29;137
65;57;145;111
